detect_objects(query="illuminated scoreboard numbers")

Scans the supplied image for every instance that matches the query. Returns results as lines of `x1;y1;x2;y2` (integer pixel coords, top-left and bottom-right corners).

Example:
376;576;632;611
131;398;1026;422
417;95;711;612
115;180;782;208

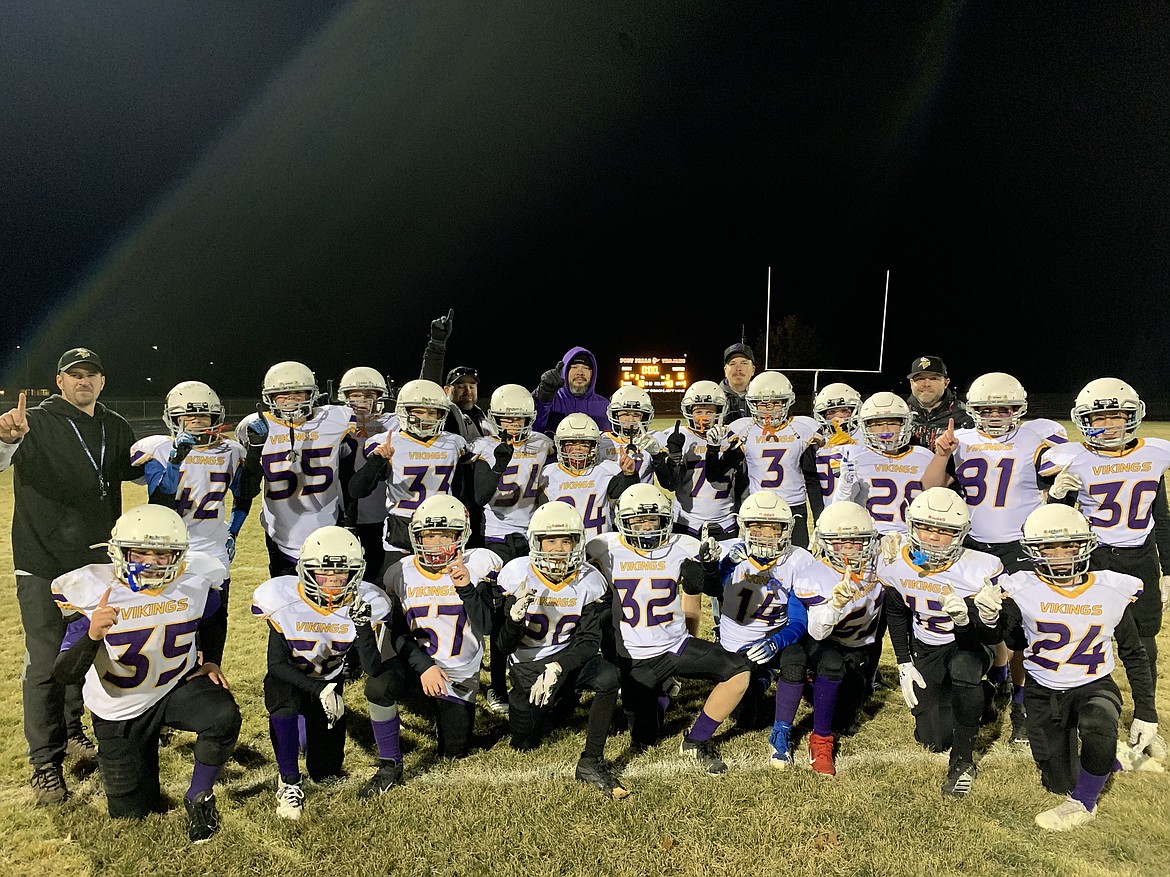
618;356;688;393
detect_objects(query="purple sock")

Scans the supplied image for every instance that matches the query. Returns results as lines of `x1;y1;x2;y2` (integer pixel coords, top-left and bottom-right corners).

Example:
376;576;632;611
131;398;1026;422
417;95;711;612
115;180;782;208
686;710;721;743
990;664;1009;685
372;716;402;762
812;676;841;737
1070;767;1109;811
186;759;222;801
298;714;308;754
1012;684;1026;705
658;694;671;717
774;680;804;725
270;714;302;780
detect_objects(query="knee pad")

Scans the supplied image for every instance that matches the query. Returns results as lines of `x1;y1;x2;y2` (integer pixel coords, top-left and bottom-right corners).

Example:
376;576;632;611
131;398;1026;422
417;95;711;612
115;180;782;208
812;648;847;681
949;651;986;688
1079;695;1121;741
777;644;808;685
590;662;622;694
365;667;404;706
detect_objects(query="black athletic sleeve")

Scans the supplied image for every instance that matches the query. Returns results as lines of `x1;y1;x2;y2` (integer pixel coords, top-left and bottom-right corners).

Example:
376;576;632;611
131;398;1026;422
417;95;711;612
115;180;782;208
605;471;642;502
1151;480;1170;576
390;595;437;676
799;444;825;525
472;458;504;508
349;453;389;499
456;581;495;639
53;629;102;685
883;586;915;664
1115;606;1158;723
679;557;721;597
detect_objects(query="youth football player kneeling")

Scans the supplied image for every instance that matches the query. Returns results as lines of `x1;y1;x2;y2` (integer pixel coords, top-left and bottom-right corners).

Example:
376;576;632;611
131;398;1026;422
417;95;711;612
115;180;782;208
251;525;395;819
971;505;1158;830
52;506;240;843
496;502;629;799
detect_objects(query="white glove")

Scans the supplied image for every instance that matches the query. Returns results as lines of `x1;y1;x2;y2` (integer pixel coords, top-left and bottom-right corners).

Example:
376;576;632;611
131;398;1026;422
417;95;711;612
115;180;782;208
727;543;750;565
1048;463;1082;500
1160;575;1170;608
897;662;925;709
509;586;537;623
705;425;727;449
697;523;721;563
349;595;373;628
839;454;858;485
529;661;562;707
632;432;661;455
879;532;903;565
1129;718;1159;753
941;591;969;627
745;635;782;665
973;578;1003;625
318;682;345;729
830;575;858;610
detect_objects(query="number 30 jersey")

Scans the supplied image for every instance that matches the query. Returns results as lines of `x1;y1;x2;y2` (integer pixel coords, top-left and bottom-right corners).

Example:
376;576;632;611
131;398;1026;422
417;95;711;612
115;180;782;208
51;552;227;721
496;558;609;664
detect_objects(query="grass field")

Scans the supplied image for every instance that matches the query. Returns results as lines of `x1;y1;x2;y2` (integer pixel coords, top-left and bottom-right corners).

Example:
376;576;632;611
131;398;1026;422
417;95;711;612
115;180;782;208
0;421;1168;877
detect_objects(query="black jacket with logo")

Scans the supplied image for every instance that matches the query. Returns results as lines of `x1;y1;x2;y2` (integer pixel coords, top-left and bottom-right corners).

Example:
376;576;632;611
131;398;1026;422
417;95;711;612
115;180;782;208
905;388;974;452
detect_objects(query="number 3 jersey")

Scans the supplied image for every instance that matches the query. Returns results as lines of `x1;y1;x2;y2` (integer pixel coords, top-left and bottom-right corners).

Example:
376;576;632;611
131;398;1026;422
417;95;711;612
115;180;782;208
495;558;609;664
251;576;391;682
726;414;820;508
52;552;227;721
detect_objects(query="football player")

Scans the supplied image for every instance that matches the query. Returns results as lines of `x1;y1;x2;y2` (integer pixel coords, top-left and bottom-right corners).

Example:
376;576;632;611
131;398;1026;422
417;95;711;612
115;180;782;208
600;385;662;484
496;502;628;799
806;381;863;507
587;484;749;775
237;361;357;578
970;505;1158;830
252;526;395;819
337;366;396;577
51;505;239;843
877;487;1004;798
540;413;640;538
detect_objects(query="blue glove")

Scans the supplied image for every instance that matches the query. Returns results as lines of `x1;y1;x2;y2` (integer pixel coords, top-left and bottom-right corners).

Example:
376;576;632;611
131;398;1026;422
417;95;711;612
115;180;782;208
744;633;782;665
225;535;237;563
169;431;197;465
245;413;269;448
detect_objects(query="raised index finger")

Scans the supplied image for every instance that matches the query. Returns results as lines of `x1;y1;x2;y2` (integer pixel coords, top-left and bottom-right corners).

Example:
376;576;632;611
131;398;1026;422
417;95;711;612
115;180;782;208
16;392;27;421
98;586;112;607
674;419;682;434
947;418;954;433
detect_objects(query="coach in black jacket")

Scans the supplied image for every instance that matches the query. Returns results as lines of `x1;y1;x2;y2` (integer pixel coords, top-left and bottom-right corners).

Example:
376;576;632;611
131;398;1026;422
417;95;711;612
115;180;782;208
905;355;974;452
0;348;140;805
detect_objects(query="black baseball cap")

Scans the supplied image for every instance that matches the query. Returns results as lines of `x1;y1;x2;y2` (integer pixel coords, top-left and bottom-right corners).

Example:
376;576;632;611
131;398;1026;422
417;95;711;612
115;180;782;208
445;366;479;386
57;347;105;374
907;355;948;378
723;342;755;364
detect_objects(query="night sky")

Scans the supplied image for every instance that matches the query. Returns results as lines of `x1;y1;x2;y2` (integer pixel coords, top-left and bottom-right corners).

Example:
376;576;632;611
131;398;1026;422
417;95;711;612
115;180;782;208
2;2;1167;404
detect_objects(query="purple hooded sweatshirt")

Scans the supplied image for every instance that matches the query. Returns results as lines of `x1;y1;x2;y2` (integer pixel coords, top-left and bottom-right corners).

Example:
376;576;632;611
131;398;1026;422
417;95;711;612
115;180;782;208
532;345;610;437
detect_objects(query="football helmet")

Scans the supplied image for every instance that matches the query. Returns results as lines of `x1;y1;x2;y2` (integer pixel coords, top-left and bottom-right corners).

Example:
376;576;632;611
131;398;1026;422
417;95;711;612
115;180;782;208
395;378;450;440
906;487;970;566
297;526;365;610
812;501;878;572
607;385;655;440
338;367;389;415
163;380;225;446
409;495;470;571
745;371;795;429
813;382;861;434
108;504;189;592
616;483;673;552
1071;377;1145;450
554;413;600;475
487;384;537;444
965;372;1027;437
262;361;318;422
681;380;728;434
1020;504;1097;582
858;392;913;454
528;501;586;581
736;491;794;561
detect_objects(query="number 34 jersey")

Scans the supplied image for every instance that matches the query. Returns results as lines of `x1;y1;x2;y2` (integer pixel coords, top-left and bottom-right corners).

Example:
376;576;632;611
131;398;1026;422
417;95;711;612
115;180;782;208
51;552;227;721
496;558;609;664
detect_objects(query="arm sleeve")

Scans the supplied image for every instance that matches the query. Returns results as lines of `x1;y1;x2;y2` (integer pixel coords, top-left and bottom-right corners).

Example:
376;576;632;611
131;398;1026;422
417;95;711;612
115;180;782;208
53;617;102;684
1116;606;1158;723
338;446;356;525
605;471;642;502
143;457;183;503
349;454;389;499
800;445;825;524
266;626;327;694
649;451;677;492
456;581;495;639
679;558;721;597
420;339;446;384
883;586;915;664
472;458;504;508
390;598;437;676
227;466;253;526
1151;480;1170;575
237;444;265;502
706;443;744;482
195;589;226;666
764;592;808;650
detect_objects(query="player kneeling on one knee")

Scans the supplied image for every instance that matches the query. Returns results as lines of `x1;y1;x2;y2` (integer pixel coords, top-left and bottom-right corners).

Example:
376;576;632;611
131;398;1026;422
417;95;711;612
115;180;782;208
52;505;241;843
971;505;1158;831
497;502;629;799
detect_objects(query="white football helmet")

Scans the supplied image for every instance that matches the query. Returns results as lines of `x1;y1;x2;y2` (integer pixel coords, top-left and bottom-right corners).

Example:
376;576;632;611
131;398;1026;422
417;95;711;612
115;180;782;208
1071;377;1145;450
616;483;673;552
487;384;537;444
906;487;970;566
607;385;655;440
396;379;450;440
859;392;913;453
338;367;389;415
528;501;586;581
108;504;189;592
813;382;861;434
409;495;470;571
736;491;794;561
745;371;795;429
554;413;600;475
965;372;1027;438
163;380;225;446
681;380;728;434
262;361;318;422
812;501;878;572
1020;504;1097;582
296;526;365;610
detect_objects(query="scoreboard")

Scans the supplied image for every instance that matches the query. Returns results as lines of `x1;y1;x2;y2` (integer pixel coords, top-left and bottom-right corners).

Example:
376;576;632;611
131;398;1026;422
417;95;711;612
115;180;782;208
619;356;688;393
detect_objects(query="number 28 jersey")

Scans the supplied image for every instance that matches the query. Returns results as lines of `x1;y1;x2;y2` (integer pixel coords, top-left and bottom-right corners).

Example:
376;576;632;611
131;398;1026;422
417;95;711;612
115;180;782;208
495;557;609;664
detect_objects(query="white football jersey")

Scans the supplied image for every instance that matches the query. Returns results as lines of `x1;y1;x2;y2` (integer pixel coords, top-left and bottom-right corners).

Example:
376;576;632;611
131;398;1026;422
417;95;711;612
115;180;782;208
130;434;245;566
363;429;469;526
496;557;609;664
471;433;555;538
599;432;655;483
251;576;391;681
877;546;1005;646
1002;568;1141;690
351;412;399;525
540;459;625;537
1038;438;1170;548
586;532;701;660
51;552;227;721
384;548;502;698
669;424;738;534
726;414;820;506
828;443;934;535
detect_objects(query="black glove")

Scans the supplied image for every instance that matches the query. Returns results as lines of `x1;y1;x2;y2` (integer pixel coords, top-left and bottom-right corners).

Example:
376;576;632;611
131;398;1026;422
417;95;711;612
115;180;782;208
350;595;373;628
535;362;564;403
430;308;454;345
666;420;685;464
245;407;270;449
493;440;515;472
169;431;197;466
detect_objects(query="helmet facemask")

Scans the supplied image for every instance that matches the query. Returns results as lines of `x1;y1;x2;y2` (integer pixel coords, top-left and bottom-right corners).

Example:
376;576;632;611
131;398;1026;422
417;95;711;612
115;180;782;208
297;555;365;610
862;416;912;454
531;533;584;582
411;527;467;572
557;438;597;475
742;518;792;562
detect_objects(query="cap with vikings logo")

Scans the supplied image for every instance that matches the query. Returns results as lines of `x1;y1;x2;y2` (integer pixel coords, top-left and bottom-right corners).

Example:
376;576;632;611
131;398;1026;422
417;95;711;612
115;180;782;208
907;355;947;379
58;347;106;374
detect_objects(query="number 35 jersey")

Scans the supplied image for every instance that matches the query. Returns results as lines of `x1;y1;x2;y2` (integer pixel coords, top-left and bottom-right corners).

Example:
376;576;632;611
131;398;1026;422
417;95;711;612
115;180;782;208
51;552;227;721
496;557;609;664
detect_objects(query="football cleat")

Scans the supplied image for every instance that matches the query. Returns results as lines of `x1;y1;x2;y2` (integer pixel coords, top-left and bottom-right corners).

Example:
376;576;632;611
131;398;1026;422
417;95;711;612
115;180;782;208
769;722;793;770
484;688;510;716
184;790;221;843
807;732;836;776
941;760;977;798
358;759;404;799
1010;702;1029;745
66;730;97;760
1035;797;1096;831
275;780;304;820
30;764;68;806
679;736;727;775
575;757;631;800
